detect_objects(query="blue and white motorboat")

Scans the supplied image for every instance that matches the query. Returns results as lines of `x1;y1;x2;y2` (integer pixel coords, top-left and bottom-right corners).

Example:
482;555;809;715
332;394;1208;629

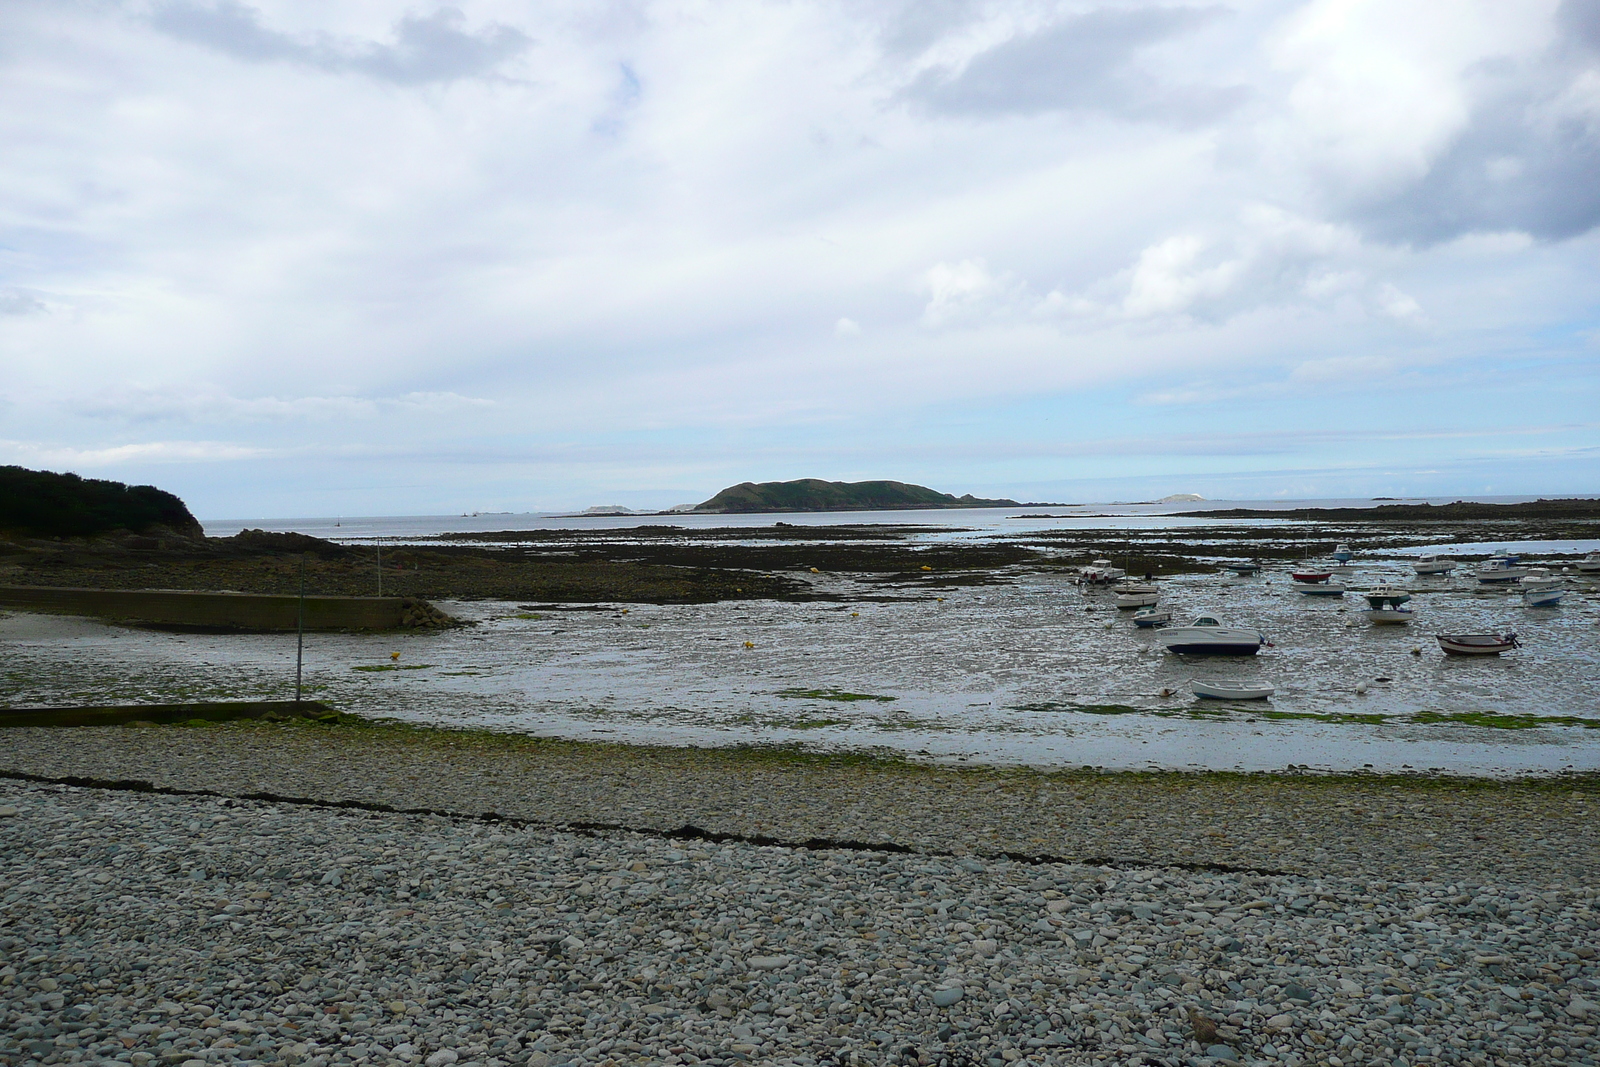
1132;607;1172;628
1224;561;1261;575
1476;556;1530;583
1332;543;1354;563
1157;616;1266;655
1520;570;1564;606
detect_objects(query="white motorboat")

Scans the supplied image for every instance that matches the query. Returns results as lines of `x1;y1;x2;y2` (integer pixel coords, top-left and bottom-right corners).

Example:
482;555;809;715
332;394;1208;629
1191;679;1275;700
1132;607;1172;628
1476;556;1529;583
1079;559;1126;585
1332;543;1354;563
1293;581;1345;596
1362;587;1414;624
1115;592;1160;609
1224;561;1261;574
1437;632;1519;656
1111;582;1158;595
1520;569;1564;606
1412;554;1456;575
1157;616;1266;655
1576;552;1600;573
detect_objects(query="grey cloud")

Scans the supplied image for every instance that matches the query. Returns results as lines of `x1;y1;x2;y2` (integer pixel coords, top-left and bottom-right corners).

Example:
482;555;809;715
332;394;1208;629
0;290;46;315
900;5;1243;123
149;2;531;85
1351;0;1600;244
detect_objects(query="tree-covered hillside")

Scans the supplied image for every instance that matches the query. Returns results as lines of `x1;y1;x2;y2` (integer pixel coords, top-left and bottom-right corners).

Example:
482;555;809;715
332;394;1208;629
694;478;1020;513
0;466;203;538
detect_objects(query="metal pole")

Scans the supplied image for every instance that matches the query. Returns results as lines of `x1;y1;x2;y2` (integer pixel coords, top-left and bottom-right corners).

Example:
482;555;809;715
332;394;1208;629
376;537;382;598
295;556;305;704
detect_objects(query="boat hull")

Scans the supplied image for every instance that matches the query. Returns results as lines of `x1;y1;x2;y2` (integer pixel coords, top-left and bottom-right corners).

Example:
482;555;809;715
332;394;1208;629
1115;593;1160;609
1523;589;1563;606
1364;608;1414;624
1412;560;1456;574
1437;633;1519;655
1158;628;1264;655
1291;572;1333;583
1132;611;1171;628
1294;582;1344;596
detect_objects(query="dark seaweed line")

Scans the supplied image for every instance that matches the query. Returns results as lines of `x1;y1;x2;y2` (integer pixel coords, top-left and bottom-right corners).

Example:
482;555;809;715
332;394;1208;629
0;768;1290;877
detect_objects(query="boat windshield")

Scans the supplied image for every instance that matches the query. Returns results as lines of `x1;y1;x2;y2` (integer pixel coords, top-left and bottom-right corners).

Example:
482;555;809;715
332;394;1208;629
1190;616;1221;627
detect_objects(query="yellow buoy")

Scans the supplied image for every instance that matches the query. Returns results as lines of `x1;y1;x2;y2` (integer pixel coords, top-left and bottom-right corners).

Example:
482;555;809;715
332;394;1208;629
809;567;820;573
851;612;860;617
390;651;400;661
743;640;755;648
921;565;932;571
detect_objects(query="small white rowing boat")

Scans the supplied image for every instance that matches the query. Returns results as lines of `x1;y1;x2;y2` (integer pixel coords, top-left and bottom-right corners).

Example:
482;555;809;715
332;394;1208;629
1115;592;1160;609
1437;632;1519;656
1191;679;1275;700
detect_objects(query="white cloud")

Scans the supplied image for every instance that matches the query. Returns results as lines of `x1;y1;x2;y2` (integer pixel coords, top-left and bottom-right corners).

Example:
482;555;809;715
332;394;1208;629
0;439;269;467
0;0;1594;513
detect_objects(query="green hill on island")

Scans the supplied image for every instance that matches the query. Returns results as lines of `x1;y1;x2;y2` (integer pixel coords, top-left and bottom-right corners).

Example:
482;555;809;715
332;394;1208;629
0;465;203;538
693;478;1022;513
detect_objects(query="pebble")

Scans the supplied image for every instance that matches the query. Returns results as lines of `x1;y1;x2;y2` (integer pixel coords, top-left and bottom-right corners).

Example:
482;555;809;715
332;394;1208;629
2;778;1598;1067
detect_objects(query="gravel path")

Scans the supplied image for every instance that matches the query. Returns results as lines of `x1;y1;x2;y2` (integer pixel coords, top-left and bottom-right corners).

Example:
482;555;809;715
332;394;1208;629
1;724;1597;887
3;777;1598;1067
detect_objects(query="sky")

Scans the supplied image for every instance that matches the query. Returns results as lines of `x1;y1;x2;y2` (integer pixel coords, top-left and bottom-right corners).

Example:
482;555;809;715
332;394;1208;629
2;0;1598;518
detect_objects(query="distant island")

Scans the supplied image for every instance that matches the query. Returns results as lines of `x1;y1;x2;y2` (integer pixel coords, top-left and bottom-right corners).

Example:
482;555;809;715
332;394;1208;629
693;478;1037;514
0;465;203;538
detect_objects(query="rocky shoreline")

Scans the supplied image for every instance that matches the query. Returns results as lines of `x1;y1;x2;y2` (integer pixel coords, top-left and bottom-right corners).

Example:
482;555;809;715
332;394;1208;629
3;725;1599;1066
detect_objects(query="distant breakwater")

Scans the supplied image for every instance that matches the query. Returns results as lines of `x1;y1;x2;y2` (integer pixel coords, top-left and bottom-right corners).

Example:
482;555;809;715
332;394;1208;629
0;585;455;631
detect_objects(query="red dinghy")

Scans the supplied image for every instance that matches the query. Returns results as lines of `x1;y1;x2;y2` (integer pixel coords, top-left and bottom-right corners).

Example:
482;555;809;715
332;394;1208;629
1437;633;1520;656
1291;571;1333;583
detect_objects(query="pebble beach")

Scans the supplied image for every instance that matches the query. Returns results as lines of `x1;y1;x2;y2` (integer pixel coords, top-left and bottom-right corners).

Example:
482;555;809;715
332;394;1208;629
3;724;1598;1067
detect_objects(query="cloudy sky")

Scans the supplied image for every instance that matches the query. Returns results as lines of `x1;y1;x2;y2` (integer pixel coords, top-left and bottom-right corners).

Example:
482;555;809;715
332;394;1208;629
2;0;1598;517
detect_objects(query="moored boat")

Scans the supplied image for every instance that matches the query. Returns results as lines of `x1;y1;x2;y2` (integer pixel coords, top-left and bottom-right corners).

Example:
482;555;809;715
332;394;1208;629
1224;561;1261;574
1115;592;1160;609
1332;543;1354;563
1412;554;1456;575
1191;679;1275;700
1079;559;1126;585
1291;571;1333;583
1293;581;1345;596
1111;582;1158;595
1520;569;1564;606
1362;586;1414;624
1576;551;1600;573
1476;556;1529;583
1132;606;1172;628
1437;632;1519;656
1156;616;1266;655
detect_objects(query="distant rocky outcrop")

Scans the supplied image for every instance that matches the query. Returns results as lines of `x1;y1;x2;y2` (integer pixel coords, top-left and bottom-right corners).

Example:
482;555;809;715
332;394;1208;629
0;465;203;539
693;478;1022;514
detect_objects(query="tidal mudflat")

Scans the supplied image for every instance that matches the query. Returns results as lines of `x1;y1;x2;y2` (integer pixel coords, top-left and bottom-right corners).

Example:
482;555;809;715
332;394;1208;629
4;550;1598;774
